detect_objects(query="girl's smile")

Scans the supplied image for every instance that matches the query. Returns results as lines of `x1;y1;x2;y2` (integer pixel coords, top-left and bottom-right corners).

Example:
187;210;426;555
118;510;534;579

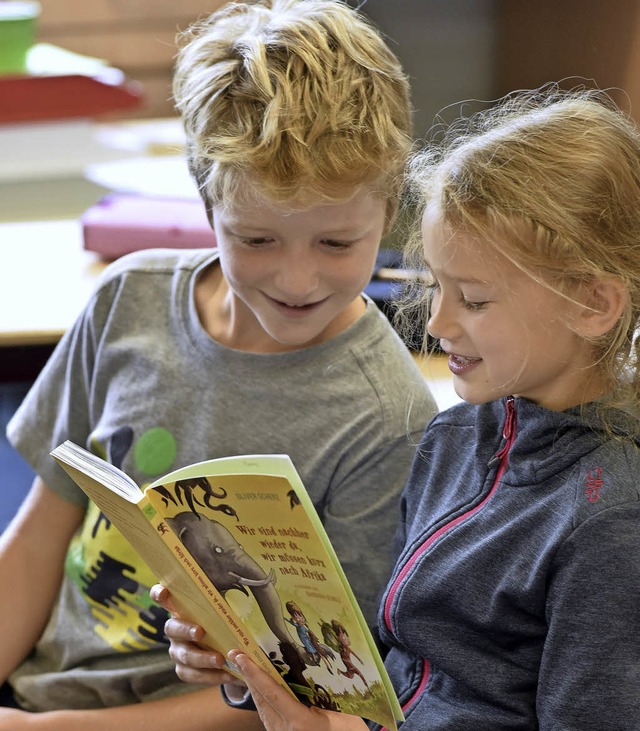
446;352;482;376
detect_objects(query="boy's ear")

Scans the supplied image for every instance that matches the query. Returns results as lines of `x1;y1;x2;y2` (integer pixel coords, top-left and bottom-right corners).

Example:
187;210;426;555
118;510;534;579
574;276;627;338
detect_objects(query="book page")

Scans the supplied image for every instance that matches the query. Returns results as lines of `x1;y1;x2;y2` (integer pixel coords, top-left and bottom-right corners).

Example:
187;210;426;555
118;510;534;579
51;440;140;499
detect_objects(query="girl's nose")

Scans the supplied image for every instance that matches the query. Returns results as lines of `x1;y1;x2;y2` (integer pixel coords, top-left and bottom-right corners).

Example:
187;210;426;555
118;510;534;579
427;289;458;342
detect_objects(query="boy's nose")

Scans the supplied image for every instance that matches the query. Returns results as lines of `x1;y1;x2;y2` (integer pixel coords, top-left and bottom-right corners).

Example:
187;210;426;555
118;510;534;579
276;255;319;298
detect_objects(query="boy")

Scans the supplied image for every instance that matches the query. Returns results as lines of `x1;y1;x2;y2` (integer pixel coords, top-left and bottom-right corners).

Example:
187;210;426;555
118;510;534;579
0;1;436;729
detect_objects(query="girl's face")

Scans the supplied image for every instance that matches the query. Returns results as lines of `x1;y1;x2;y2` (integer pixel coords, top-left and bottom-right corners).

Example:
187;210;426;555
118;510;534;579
209;188;386;352
423;209;602;411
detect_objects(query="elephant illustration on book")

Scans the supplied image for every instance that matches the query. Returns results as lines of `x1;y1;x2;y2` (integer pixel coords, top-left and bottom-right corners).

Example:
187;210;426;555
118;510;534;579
166;511;310;671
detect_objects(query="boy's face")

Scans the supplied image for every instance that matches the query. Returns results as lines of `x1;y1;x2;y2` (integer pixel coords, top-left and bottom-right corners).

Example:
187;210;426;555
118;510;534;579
422;209;600;411
211;188;386;352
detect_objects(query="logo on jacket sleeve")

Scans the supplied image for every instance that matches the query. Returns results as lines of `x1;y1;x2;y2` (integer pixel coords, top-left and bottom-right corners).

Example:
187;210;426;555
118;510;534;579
585;467;603;503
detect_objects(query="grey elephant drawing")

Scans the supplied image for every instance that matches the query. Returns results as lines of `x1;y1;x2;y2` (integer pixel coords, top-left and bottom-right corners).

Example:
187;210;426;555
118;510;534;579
166;511;296;648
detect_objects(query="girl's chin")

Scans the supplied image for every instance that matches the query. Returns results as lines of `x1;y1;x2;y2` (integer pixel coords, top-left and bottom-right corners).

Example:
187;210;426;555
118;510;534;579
452;383;501;405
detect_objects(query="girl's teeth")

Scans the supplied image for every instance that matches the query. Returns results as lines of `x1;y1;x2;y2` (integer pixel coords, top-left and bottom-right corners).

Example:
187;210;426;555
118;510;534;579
451;354;480;365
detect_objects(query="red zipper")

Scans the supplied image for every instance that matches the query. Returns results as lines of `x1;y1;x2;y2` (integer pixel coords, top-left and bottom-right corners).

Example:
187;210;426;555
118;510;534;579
381;397;517;722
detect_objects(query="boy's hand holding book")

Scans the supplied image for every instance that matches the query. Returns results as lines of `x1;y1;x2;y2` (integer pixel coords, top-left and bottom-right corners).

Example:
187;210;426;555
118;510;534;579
151;583;238;687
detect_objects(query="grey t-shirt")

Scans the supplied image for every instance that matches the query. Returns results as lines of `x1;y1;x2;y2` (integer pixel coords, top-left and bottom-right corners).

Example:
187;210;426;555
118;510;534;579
7;248;437;711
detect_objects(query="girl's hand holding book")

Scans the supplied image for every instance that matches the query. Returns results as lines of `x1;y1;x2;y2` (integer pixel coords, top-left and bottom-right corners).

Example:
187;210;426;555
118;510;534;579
228;649;369;731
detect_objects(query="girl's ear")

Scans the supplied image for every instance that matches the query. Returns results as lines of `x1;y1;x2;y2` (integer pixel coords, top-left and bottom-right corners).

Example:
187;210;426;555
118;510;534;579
574;276;627;338
384;198;399;234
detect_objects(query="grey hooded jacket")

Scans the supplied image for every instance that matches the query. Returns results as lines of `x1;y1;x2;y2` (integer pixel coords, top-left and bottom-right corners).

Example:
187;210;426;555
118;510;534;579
378;396;640;731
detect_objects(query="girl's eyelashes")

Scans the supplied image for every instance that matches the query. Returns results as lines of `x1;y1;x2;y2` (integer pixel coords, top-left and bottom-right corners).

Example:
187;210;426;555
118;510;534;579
426;280;488;311
425;275;439;291
460;296;489;311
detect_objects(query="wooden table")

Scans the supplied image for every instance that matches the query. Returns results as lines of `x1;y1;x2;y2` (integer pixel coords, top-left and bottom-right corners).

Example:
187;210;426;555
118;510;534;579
0;219;106;380
0;220;105;347
0;217;459;407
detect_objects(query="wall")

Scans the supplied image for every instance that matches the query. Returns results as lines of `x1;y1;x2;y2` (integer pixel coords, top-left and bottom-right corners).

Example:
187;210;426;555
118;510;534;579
496;0;640;121
36;0;498;125
36;1;227;118
361;0;497;138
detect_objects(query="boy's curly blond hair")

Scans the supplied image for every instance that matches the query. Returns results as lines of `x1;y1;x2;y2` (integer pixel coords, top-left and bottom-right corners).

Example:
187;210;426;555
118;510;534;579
173;0;412;223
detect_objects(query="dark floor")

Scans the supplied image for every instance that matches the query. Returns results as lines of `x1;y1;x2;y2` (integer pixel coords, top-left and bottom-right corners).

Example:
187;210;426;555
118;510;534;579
0;381;34;531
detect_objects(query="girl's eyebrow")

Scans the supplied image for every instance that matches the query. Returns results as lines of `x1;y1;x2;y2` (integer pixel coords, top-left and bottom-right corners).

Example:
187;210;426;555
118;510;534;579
424;261;490;286
455;276;492;286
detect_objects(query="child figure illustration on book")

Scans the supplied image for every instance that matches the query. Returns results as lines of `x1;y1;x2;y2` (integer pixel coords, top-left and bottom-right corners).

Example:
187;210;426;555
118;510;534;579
284;601;335;675
331;620;370;690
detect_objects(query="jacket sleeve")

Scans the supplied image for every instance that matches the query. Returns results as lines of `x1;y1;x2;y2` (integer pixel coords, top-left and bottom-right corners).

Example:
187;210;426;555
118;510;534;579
537;502;640;730
220;684;257;711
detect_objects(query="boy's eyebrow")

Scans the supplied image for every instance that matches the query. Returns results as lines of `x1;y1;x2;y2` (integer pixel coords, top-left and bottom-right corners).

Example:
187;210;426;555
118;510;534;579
221;219;367;236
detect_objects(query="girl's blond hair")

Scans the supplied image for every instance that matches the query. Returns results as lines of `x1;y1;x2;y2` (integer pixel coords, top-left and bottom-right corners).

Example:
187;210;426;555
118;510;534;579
399;85;640;427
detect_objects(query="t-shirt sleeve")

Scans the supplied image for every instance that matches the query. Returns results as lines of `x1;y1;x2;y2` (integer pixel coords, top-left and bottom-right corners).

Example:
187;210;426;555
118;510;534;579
6;278;118;506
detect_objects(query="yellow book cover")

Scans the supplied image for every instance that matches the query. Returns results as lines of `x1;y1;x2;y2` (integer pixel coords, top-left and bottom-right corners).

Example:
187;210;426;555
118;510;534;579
50;441;403;731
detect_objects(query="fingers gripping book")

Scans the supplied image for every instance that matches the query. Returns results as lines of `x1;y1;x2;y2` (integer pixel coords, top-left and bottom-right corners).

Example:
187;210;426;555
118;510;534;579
51;442;404;730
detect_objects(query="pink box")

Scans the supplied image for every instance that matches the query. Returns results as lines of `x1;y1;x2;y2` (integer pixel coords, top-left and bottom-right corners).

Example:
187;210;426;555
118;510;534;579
81;193;216;259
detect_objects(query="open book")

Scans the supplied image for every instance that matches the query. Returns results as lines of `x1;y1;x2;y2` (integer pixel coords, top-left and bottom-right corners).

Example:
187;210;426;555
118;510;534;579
51;441;404;730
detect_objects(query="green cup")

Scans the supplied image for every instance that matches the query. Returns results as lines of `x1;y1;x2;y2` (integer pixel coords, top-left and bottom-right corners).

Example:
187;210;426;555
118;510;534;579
0;1;41;75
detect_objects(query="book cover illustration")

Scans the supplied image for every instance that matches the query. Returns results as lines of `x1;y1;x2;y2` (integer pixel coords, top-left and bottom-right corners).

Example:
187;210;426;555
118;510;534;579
50;443;286;687
144;456;401;730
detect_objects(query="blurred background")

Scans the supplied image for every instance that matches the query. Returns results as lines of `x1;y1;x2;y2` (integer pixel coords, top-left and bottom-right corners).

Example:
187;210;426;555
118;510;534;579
27;0;640;129
4;0;640;220
2;0;640;526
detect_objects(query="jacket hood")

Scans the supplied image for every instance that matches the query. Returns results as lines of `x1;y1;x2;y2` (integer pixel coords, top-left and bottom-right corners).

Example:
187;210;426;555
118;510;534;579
435;397;640;489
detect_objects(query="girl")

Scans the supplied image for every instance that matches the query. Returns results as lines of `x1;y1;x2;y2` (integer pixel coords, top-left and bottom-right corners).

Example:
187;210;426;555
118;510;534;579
217;85;640;729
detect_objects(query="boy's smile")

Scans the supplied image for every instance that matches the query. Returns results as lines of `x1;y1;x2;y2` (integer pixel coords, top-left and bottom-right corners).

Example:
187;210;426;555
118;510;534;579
198;188;387;353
